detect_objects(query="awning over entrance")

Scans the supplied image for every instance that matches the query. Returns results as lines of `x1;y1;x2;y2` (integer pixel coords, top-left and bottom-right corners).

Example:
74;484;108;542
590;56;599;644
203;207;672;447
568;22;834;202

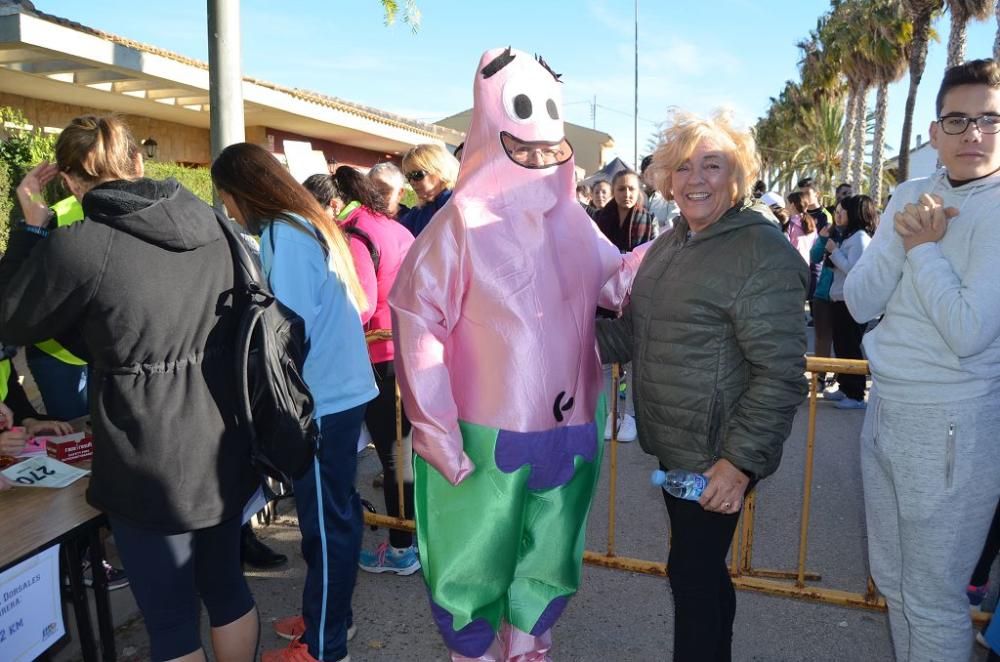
0;3;463;155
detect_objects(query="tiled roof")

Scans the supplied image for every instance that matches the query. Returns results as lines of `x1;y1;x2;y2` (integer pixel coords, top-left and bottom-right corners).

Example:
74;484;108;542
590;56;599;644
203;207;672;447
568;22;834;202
2;1;463;142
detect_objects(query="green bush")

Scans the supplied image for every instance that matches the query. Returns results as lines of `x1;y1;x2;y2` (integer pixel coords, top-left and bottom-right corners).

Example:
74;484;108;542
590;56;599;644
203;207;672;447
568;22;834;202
143;161;213;204
400;187;418;210
0;161;11;253
0;107;58;251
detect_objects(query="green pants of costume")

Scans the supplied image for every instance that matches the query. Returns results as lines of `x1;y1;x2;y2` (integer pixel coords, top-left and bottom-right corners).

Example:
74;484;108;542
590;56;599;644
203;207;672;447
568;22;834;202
415;404;605;659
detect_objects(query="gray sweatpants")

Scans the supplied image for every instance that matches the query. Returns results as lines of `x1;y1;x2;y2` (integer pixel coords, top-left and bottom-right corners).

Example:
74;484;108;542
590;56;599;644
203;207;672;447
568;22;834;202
861;389;1000;661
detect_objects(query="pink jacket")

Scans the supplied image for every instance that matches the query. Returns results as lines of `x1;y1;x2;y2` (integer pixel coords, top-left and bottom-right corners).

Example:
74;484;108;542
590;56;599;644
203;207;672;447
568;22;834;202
388;47;647;486
340;205;414;364
787;215;816;264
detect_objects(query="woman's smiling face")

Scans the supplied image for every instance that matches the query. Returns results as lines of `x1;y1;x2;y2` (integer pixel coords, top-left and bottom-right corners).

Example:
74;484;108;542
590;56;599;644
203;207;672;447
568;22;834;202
671;135;737;232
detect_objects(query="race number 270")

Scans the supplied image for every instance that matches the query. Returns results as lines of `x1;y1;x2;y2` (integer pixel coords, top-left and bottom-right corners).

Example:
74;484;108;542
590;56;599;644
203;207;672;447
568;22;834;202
15;465;55;485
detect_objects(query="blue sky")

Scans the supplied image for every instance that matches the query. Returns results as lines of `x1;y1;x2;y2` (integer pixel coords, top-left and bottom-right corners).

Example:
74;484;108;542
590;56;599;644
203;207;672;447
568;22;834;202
37;0;1000;169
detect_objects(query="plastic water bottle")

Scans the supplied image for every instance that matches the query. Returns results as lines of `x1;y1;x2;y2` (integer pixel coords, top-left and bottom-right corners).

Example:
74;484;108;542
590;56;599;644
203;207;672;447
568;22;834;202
651;469;708;500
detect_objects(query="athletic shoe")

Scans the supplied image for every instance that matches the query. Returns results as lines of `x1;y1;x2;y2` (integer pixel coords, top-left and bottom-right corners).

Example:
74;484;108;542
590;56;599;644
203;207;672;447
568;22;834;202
262;640;349;662
615;413;638;442
969;583;990;606
834;398;866;410
82;560;129;591
604;413;638;442
358;542;421;575
274;615;355;642
241;525;288;569
821;387;847;401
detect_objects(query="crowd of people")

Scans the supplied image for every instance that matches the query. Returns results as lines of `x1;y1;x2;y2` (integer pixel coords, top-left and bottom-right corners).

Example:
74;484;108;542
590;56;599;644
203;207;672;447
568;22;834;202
0;50;997;662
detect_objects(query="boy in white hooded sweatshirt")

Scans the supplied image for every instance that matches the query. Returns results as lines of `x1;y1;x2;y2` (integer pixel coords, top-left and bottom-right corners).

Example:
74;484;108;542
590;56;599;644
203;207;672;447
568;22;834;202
845;59;1000;662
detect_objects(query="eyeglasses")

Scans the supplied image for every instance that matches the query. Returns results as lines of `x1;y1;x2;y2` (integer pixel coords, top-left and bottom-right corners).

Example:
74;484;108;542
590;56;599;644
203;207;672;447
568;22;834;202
405;170;427;182
936;114;1000;135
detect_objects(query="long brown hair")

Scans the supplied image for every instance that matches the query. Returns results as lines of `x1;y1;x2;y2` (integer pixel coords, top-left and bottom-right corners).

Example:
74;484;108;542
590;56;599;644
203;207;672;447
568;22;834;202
211;143;367;312
786;191;816;233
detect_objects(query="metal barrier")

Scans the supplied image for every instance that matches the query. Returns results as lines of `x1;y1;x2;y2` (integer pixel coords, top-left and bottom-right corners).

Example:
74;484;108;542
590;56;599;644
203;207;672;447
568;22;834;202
359;354;988;623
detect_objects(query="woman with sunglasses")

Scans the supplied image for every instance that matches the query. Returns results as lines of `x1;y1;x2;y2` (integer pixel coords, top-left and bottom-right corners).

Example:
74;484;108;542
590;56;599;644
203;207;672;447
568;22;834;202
398;144;460;237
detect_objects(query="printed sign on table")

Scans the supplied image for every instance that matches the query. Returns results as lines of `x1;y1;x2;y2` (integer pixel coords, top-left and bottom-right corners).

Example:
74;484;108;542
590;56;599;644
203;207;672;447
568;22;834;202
1;456;89;488
0;546;64;660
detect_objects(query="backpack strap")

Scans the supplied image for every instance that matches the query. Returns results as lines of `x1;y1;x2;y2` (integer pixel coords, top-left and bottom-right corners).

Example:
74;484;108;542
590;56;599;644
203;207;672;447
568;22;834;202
342;222;380;274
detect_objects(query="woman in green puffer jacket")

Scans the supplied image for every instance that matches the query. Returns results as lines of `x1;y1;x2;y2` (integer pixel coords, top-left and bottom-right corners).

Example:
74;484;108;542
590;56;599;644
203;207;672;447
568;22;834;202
596;110;808;662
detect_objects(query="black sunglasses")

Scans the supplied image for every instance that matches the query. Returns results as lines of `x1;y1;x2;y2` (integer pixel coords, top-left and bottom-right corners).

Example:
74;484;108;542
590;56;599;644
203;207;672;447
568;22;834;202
405;170;427;182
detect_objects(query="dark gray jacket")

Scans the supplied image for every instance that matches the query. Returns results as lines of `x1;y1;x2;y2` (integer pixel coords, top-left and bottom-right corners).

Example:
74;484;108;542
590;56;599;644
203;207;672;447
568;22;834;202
0;179;257;532
597;202;808;479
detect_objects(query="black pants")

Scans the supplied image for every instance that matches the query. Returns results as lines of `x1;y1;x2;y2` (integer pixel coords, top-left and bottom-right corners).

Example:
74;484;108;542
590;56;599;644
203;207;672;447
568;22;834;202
972;501;1000;586
110;515;255;661
830;300;866;401
366;360;414;548
663;490;742;662
811;298;835;387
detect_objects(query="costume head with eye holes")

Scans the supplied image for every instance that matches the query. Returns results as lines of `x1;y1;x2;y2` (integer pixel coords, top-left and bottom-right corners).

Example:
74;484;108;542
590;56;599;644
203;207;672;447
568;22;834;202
454;47;577;209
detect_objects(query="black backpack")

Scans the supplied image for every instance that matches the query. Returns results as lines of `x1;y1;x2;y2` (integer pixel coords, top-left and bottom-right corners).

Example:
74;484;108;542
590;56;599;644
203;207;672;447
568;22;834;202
214;211;319;484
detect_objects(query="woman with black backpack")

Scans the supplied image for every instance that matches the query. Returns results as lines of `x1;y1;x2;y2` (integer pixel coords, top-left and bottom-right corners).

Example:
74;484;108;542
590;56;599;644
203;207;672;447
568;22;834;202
0;115;260;661
212;143;377;662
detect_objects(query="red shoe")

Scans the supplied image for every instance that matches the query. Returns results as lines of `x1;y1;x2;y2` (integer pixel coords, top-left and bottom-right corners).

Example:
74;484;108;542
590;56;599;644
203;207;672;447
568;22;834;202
274;615;306;641
272;614;357;643
262;640;334;662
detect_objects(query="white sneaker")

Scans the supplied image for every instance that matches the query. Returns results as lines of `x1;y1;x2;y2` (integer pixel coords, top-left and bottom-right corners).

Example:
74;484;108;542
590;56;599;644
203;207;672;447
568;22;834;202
822;387;846;401
605;413;637;443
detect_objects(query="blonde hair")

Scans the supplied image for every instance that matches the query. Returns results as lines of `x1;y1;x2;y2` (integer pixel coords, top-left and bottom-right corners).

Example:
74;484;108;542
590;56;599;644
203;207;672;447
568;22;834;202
650;110;760;205
56;115;141;184
401;144;459;196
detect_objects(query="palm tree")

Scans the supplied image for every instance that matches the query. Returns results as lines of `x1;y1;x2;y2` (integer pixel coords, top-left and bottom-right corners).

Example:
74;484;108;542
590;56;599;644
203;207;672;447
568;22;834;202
776;97;848;192
946;0;992;66
994;0;1000;60
898;0;944;183
822;1;875;189
865;0;912;203
799;24;853;186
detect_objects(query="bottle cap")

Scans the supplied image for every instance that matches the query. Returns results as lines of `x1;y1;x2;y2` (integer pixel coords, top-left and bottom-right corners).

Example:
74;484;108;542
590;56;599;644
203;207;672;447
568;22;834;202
650;469;666;486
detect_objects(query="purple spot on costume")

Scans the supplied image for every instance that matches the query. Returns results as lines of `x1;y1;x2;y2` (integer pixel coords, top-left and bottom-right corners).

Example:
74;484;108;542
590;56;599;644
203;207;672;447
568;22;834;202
494;422;598;490
530;595;570;636
429;599;496;658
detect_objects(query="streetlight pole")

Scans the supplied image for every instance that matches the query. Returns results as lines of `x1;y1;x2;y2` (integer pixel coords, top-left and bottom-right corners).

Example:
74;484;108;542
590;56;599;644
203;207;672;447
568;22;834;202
208;0;245;162
633;0;638;169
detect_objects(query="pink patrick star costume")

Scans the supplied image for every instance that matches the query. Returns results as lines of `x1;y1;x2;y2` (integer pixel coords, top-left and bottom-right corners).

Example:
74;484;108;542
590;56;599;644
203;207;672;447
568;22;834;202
390;47;648;661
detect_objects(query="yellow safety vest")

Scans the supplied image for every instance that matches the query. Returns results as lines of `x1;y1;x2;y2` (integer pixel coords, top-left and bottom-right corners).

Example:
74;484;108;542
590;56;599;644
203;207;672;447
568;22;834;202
0;358;10;403
34;198;87;366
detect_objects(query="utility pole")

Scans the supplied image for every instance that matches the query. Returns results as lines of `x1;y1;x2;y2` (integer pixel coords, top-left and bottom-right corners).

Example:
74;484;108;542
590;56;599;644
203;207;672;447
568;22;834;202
592;94;597;130
208;0;245;163
633;0;639;169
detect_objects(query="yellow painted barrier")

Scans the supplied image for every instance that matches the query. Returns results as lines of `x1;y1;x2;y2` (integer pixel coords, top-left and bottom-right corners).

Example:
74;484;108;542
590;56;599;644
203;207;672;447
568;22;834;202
350;346;987;624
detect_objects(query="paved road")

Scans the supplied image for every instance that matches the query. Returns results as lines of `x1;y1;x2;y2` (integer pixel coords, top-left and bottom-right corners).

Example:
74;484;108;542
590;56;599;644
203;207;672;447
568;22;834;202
88;395;994;661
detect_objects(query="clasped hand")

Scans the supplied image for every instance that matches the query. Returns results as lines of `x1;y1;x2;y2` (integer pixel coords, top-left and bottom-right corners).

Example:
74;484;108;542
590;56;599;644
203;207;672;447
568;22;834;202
894;193;958;252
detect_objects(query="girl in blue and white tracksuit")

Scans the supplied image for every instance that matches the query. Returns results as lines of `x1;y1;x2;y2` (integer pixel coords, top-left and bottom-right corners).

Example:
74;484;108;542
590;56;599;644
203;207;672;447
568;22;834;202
212;143;377;662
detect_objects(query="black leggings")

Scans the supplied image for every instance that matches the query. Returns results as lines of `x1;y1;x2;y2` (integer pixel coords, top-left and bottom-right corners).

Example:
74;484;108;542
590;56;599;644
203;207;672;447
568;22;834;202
830;300;866;400
366;360;414;548
110;515;256;661
972;501;1000;587
663;490;742;662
